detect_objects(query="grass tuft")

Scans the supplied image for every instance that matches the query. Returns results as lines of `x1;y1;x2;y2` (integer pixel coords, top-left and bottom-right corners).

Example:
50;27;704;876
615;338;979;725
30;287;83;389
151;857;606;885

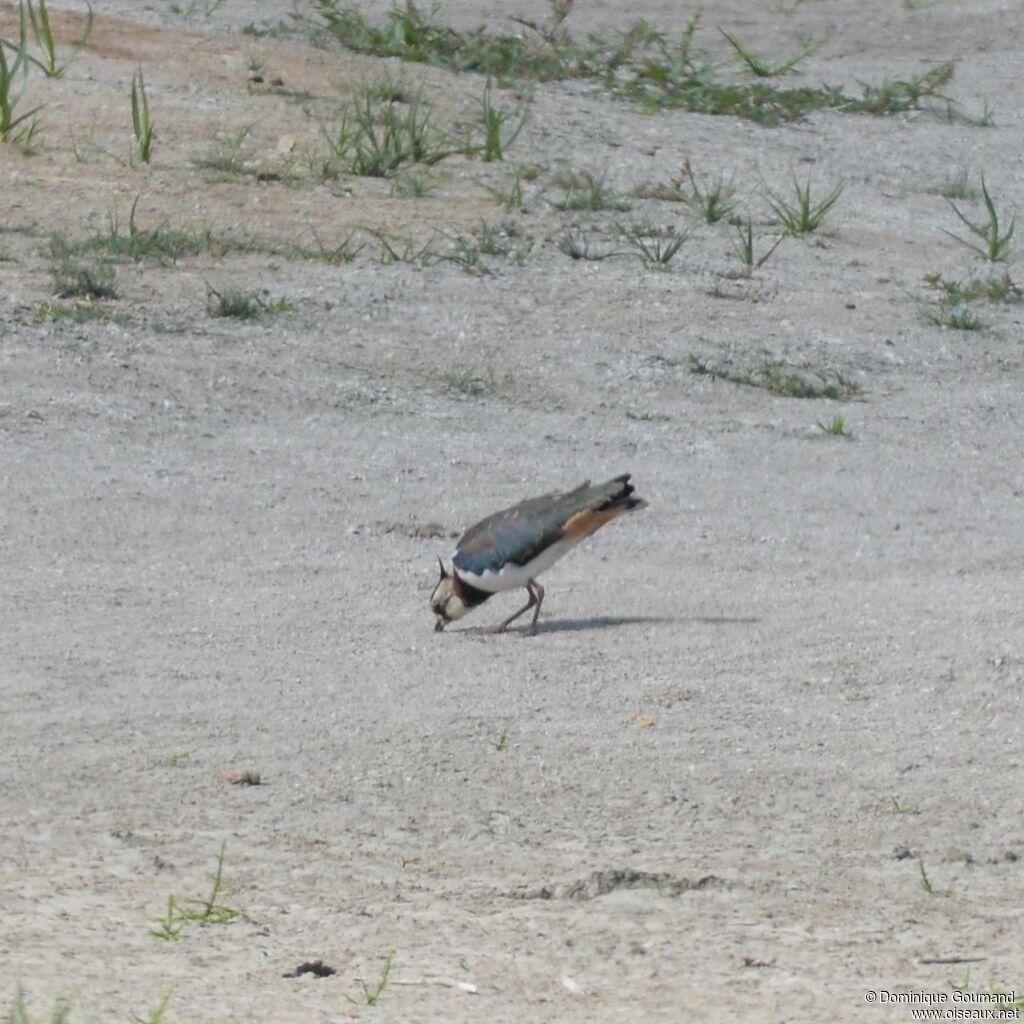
364;227;439;266
153;748;199;768
440;220;534;272
0;33;43;144
764;174;845;234
817;416;851;437
636;161;739;223
185;842;241;923
6;988;72;1024
322;85;456;177
150;842;242;939
207;286;294;319
441;365;502;398
193;123;257;177
616;222;687;268
625;409;671;422
845;59;955;115
924;271;1022;305
18;0;94;79
345;951;395;1007
690;355;861;399
943;176;1015;262
473;78;529;162
918;858;954;897
149;896;185;941
291;228;366;264
49;241;117;299
558;231;624;261
390;169;438;197
36;299;118;324
731;220;784;275
170;0;227;15
677;161;738;223
931;167;976;200
131;67;155;165
719;27;821;77
921;299;984;331
554;169;631;212
127;990;174;1024
53;197;251;266
890;796;920;815
485;167;531;211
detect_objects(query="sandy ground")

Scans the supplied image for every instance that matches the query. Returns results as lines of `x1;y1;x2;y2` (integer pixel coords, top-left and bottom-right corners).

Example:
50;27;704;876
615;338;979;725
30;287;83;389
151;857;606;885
2;1;1023;1021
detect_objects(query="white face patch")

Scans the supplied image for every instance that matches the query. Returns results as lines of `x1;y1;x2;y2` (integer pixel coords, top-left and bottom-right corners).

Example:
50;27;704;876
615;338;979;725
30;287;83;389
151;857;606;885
430;576;450;608
430;577;470;623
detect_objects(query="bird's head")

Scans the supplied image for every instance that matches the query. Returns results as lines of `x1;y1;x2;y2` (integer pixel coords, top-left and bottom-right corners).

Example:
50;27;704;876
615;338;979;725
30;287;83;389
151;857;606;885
430;558;471;631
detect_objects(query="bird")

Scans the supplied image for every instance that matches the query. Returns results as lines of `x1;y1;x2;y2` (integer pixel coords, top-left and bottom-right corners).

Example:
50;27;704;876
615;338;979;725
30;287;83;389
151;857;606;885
431;474;646;635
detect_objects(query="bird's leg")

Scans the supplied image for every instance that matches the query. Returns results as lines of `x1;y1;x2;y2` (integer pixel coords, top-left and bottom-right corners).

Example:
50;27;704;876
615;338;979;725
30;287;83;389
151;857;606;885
486;580;541;634
526;580;544;636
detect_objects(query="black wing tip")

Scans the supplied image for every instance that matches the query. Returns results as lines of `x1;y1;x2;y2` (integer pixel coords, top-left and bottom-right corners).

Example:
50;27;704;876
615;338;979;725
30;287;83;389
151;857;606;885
592;474;644;511
610;472;636;496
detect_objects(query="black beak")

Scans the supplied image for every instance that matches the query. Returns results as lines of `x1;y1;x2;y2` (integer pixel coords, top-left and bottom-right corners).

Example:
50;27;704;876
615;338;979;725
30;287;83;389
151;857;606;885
434;617;446;632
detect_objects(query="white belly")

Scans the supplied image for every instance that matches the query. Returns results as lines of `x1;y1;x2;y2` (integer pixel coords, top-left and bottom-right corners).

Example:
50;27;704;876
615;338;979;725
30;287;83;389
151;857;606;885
455;539;579;594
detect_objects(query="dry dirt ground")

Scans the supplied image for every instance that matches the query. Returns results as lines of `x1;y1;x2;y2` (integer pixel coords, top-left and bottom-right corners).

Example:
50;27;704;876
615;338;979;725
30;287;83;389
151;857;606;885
2;1;1023;1021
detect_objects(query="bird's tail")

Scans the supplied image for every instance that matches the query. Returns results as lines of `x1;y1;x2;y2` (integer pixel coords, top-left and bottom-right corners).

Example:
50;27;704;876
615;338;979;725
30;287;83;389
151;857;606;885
591;473;647;513
561;474;646;541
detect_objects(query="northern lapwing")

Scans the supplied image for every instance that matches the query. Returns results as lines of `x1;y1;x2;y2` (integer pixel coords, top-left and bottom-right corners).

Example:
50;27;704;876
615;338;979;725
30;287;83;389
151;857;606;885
431;474;646;635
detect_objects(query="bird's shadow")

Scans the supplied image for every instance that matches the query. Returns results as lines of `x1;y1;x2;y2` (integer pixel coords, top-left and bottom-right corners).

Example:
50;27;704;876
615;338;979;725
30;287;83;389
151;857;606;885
458;614;759;637
535;614;759;635
533;615;672;634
